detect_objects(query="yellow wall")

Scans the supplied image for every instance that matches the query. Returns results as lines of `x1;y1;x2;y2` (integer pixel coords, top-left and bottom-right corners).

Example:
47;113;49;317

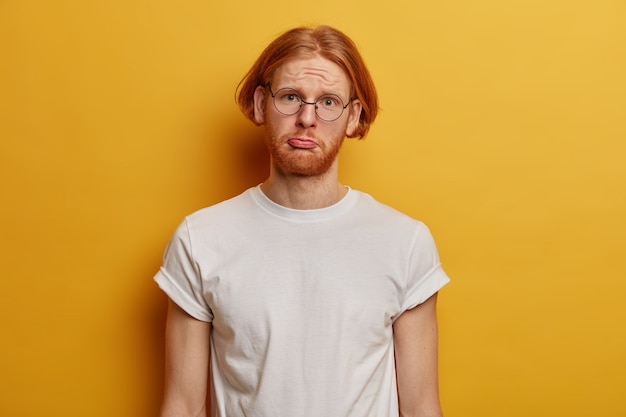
1;1;624;416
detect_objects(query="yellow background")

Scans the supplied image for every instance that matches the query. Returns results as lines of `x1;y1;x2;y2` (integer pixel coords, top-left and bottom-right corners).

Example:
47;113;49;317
1;1;624;416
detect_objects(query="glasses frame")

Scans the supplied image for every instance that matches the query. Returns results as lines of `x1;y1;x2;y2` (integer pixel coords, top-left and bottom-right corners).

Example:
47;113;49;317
267;83;351;122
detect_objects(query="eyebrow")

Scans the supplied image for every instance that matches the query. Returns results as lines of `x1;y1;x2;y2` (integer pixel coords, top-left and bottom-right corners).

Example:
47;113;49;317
273;86;348;102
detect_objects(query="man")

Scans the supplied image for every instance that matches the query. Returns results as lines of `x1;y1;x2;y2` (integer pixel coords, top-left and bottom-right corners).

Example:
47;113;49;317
155;25;450;417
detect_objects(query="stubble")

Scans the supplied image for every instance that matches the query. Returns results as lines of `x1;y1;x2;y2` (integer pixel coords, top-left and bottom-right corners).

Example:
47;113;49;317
265;131;344;177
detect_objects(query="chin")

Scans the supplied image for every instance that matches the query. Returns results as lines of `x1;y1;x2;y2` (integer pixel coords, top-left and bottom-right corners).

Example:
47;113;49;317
266;131;343;177
277;161;332;177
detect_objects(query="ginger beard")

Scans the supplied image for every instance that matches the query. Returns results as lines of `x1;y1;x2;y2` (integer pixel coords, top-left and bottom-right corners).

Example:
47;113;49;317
263;128;345;177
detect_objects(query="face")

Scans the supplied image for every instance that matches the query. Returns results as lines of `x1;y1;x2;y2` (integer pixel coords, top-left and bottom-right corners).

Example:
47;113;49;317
253;55;362;177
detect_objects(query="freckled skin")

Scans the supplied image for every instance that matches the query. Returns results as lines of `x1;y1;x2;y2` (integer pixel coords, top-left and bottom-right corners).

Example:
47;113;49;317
254;57;359;177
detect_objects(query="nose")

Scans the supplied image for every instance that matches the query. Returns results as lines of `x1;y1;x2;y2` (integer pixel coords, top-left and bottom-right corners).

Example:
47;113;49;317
296;102;317;128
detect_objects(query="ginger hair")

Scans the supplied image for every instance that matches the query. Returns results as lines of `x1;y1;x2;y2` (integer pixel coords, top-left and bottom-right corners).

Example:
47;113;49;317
236;25;378;139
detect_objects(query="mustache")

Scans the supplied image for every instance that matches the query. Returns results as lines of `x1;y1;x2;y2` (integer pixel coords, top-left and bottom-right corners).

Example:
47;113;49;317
282;129;320;141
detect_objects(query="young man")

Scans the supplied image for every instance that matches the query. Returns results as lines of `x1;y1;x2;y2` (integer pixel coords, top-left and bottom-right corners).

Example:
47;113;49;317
155;25;450;417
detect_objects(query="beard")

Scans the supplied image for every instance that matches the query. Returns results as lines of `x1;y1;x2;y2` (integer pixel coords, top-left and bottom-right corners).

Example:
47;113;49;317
264;130;345;177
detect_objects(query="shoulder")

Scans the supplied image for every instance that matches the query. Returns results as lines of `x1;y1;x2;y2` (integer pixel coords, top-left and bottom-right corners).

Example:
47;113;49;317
352;190;426;228
184;187;257;226
349;190;437;248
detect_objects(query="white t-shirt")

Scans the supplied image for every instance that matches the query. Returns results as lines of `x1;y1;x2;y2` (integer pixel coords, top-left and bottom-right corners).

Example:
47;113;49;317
155;185;450;417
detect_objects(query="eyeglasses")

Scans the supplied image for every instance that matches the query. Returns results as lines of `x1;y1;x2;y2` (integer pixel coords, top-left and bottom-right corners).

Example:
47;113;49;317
268;84;351;122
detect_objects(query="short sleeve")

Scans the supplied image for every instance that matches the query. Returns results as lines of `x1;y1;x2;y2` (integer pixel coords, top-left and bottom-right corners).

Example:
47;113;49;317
154;219;213;322
400;222;450;313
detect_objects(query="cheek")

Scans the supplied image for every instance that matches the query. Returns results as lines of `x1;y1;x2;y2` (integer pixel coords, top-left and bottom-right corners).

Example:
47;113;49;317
338;118;355;139
264;114;292;143
265;112;286;133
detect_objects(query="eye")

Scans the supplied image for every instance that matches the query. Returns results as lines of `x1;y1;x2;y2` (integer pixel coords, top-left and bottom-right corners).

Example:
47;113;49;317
277;89;301;104
317;95;342;108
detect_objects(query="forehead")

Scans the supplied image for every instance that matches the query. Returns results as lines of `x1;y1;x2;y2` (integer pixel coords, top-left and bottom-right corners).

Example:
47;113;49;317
272;56;351;94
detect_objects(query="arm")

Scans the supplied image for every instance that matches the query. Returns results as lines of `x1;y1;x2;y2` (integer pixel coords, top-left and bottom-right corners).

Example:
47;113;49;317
160;299;212;417
393;293;443;417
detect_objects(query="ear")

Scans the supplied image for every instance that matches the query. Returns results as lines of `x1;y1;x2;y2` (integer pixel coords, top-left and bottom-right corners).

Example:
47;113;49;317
345;99;362;137
253;86;267;125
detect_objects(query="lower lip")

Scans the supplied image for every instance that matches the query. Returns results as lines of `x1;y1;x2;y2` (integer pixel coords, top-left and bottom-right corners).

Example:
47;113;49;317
287;139;318;149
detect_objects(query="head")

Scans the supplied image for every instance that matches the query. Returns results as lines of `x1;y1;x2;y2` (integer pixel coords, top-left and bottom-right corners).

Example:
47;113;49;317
236;25;378;139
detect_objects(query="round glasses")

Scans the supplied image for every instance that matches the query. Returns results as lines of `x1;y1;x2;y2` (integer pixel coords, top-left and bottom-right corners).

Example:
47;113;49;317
268;84;351;122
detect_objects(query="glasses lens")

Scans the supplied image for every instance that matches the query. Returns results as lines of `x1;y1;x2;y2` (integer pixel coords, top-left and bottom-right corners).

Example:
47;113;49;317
271;87;347;121
315;94;345;121
273;88;302;115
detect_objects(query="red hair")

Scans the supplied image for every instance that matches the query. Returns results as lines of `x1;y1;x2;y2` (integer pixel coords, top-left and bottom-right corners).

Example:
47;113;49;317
236;26;378;139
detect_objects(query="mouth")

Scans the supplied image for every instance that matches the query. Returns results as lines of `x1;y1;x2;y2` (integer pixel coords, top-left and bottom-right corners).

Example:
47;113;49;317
287;138;318;150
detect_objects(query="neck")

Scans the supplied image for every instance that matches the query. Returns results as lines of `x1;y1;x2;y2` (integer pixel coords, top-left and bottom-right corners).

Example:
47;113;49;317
261;163;347;210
